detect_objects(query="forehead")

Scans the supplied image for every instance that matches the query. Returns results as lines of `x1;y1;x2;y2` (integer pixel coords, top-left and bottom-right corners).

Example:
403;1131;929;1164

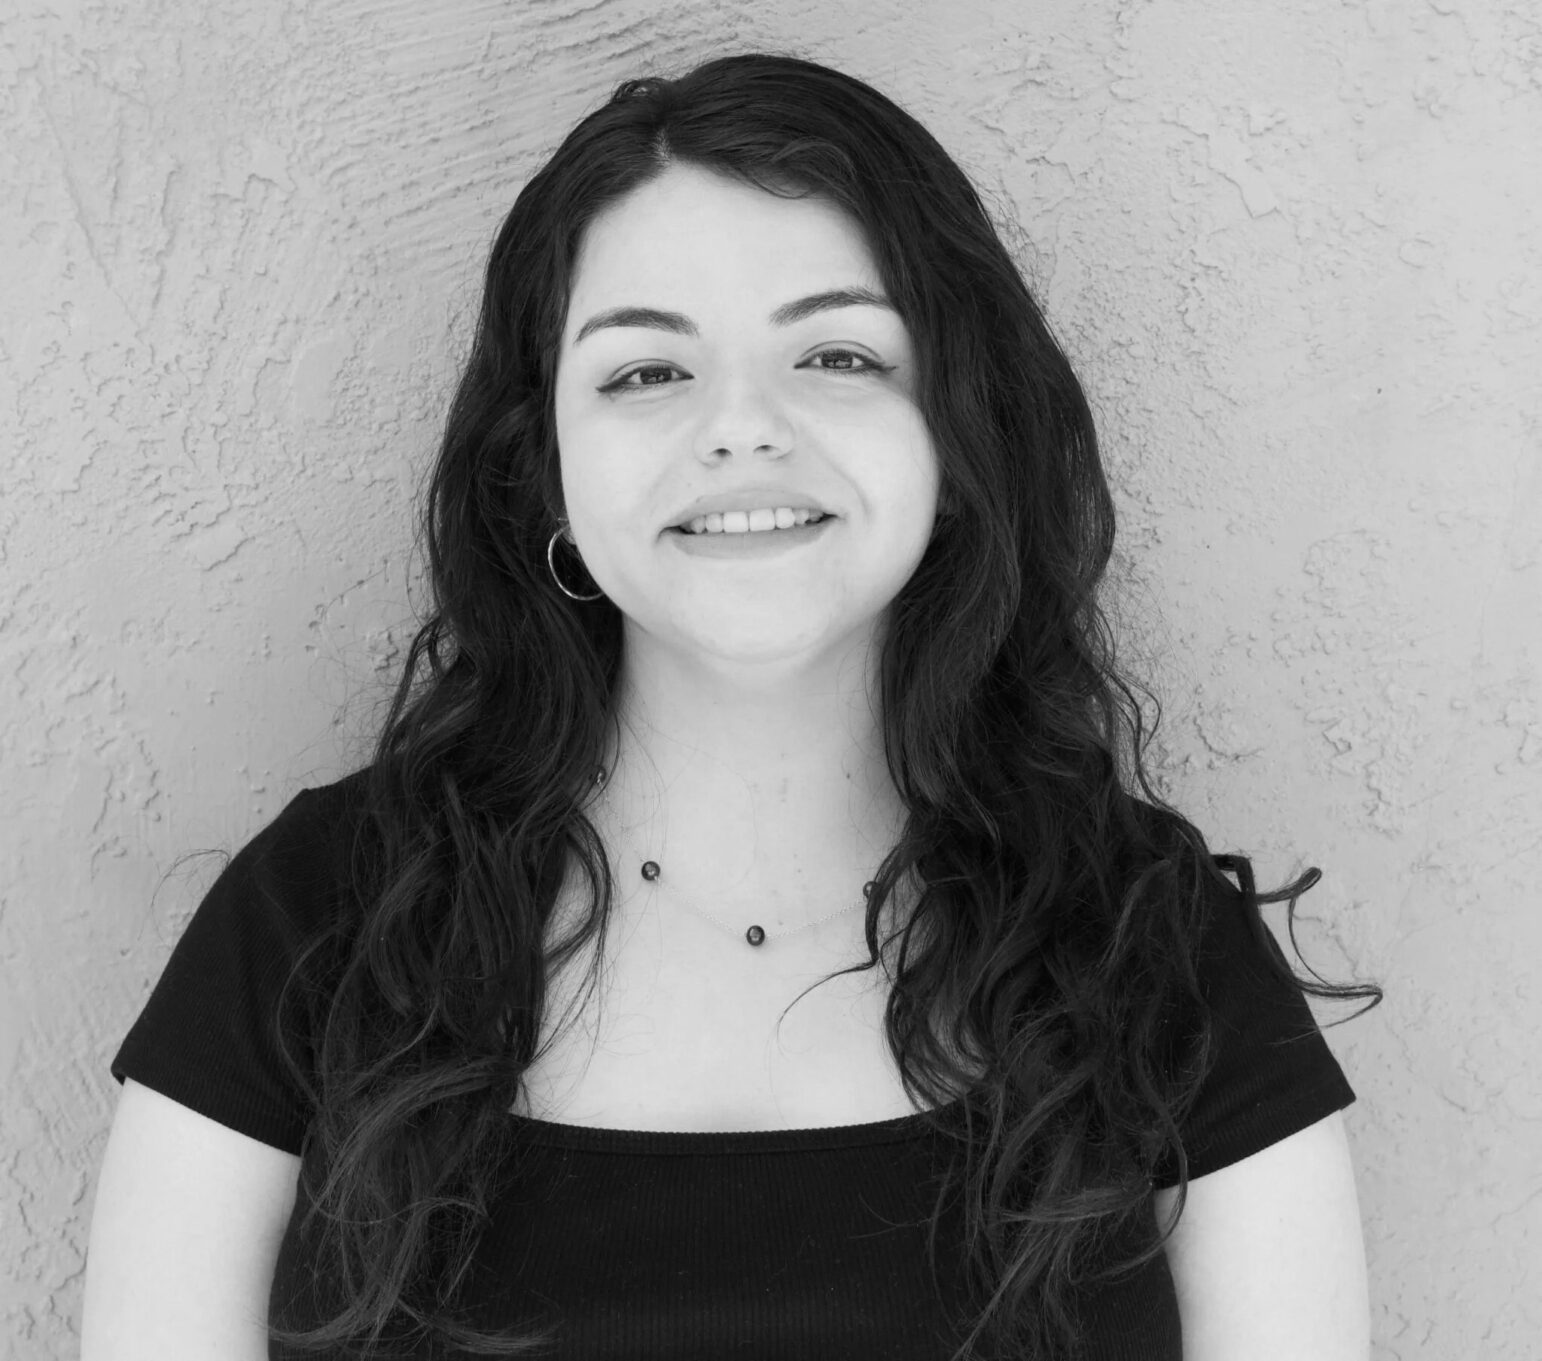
565;164;880;320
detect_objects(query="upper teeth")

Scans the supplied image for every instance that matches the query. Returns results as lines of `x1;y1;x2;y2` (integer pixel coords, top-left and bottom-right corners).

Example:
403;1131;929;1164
682;508;827;535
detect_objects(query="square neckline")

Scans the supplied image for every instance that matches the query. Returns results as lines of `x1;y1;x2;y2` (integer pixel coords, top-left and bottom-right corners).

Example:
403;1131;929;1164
505;1095;969;1155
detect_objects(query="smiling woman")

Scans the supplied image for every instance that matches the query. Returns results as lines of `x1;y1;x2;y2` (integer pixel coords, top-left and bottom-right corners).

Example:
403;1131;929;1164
85;51;1380;1361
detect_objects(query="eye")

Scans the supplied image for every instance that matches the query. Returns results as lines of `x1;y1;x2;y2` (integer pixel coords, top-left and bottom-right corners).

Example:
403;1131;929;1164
804;348;894;376
599;363;686;393
597;348;895;395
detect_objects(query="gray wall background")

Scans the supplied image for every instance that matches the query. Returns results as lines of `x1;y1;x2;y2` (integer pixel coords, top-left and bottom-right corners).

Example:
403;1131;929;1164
3;0;1538;1356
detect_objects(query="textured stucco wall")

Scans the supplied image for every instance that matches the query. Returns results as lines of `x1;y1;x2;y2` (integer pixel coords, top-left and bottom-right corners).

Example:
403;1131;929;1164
4;1;1538;1356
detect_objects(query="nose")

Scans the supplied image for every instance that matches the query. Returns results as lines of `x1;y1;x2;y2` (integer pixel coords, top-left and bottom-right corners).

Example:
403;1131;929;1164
692;370;795;461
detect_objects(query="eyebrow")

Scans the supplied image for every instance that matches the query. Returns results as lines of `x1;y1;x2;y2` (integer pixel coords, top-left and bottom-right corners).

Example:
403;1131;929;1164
571;286;896;345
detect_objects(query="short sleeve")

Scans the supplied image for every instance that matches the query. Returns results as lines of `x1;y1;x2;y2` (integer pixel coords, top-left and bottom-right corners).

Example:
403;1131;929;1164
111;783;353;1156
1150;862;1357;1189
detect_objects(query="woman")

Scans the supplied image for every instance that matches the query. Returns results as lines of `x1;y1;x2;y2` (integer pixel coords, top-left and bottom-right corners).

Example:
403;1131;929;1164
83;53;1380;1361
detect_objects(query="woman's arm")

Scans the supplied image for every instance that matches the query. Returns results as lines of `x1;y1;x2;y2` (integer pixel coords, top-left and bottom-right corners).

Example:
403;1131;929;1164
1152;1110;1371;1361
81;1078;303;1361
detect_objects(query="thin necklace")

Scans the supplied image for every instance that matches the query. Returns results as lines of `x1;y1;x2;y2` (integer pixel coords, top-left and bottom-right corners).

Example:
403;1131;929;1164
592;765;876;949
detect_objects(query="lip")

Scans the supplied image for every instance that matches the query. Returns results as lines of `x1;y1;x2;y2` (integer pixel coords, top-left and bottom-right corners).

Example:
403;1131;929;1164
667;487;835;530
667;515;835;558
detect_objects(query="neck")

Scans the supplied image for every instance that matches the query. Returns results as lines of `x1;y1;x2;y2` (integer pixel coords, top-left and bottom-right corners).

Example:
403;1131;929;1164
591;629;909;918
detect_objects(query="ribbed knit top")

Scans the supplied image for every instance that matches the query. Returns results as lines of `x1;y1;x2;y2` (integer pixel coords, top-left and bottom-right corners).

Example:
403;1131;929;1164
111;776;1356;1360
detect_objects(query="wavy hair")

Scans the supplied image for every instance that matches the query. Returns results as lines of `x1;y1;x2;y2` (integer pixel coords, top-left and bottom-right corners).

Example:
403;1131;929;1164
268;52;1380;1360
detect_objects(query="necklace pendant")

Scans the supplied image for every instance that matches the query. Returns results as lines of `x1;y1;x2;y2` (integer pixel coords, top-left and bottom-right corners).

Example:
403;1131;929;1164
745;925;766;946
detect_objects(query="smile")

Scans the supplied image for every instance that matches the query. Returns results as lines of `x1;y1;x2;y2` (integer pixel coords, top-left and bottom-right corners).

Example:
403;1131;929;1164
667;516;836;558
678;508;830;535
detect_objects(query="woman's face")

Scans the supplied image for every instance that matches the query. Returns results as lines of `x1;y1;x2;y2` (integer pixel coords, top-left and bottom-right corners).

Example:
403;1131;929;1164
553;161;940;675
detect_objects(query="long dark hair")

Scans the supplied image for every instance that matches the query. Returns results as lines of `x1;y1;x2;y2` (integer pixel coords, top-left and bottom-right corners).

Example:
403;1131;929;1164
269;52;1380;1360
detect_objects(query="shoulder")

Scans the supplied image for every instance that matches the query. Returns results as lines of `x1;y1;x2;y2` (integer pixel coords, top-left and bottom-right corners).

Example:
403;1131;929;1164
1123;795;1290;966
175;767;379;967
260;766;374;862
239;768;375;895
1125;800;1370;1354
107;769;380;1155
1129;794;1358;1187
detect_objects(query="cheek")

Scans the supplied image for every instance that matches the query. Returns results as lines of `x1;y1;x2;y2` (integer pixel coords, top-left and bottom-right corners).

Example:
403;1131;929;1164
883;412;941;496
555;413;659;534
555;386;617;469
573;419;660;497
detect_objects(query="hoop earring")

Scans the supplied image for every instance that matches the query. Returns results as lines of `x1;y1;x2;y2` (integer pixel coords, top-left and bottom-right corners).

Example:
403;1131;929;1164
546;527;605;602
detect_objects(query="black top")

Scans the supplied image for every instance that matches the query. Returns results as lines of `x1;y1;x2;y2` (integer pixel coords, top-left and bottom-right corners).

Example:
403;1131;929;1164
111;777;1357;1360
